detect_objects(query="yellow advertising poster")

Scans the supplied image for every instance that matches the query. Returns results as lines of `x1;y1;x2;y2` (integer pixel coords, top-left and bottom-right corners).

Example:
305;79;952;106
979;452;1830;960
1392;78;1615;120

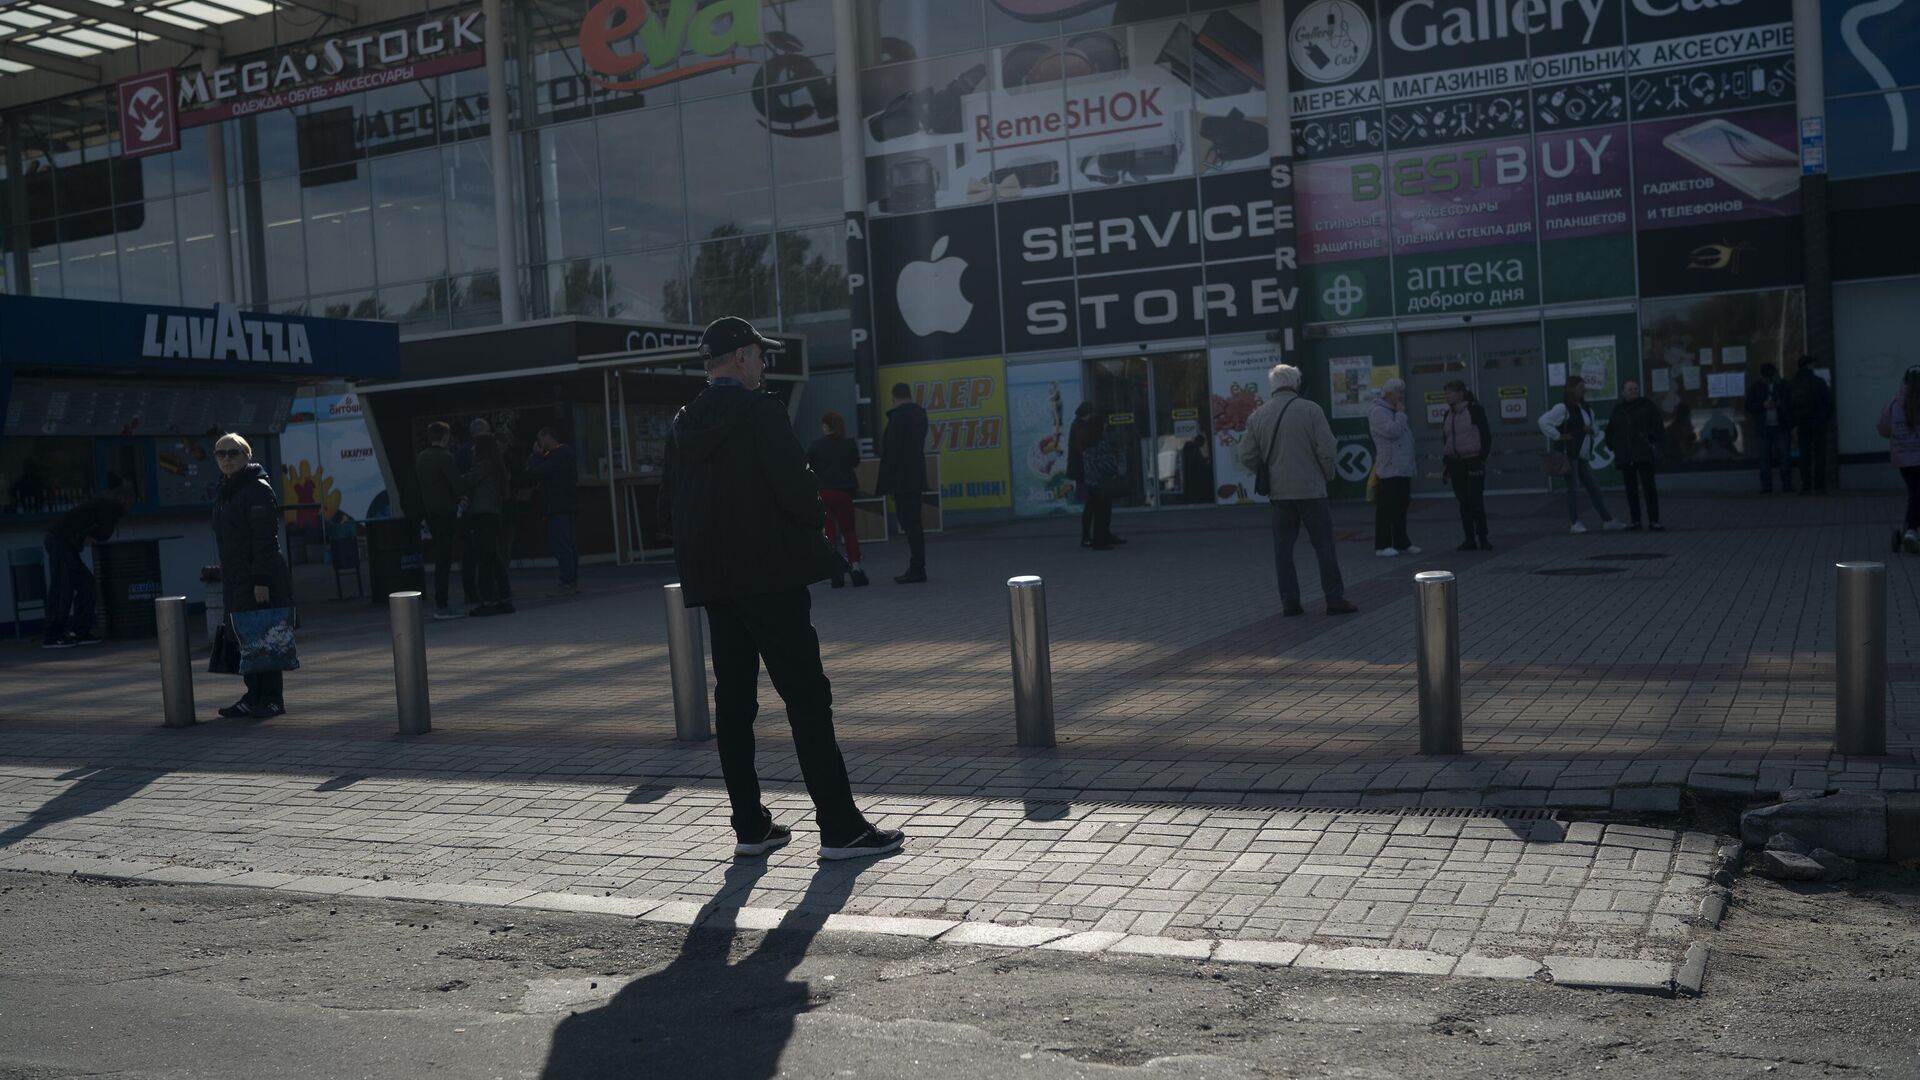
878;357;1012;511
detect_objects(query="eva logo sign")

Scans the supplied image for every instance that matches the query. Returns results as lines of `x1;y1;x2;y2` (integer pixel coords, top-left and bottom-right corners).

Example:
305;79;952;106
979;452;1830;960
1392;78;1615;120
117;70;179;159
579;0;762;92
141;304;315;366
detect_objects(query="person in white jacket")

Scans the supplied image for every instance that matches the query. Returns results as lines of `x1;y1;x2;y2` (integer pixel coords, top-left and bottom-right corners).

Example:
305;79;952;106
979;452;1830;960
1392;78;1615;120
1538;375;1625;534
1368;380;1419;556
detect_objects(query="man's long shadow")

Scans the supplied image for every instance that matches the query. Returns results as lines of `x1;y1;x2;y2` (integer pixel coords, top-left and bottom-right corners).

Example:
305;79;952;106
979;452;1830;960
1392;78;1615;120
540;851;889;1078
0;766;162;849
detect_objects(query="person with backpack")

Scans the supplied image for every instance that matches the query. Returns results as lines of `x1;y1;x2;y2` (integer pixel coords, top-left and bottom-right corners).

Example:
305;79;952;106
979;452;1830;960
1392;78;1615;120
1605;379;1665;531
1539;375;1626;534
1235;363;1357;616
1788;360;1833;495
1878;366;1920;553
1745;364;1793;493
1441;380;1493;551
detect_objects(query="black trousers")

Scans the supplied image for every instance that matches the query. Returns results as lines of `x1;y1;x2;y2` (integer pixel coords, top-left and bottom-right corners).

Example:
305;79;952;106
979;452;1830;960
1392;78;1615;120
1618;462;1661;525
459;514;480;603
1795;424;1829;493
243;669;284;708
1902;466;1920;531
892;494;926;571
705;588;865;843
467;512;509;604
1373;476;1412;550
1444;458;1488;543
1083;487;1114;544
426;511;457;609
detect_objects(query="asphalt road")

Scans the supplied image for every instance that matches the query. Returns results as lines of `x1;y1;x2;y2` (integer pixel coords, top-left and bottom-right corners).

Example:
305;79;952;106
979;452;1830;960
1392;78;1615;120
2;865;1915;1080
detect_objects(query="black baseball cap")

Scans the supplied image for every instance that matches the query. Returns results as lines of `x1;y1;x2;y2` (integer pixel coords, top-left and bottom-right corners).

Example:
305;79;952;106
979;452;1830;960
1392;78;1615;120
700;316;783;359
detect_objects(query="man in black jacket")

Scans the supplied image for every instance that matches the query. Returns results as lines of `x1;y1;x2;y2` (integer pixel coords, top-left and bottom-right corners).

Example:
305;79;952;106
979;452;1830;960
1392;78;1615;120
659;317;904;862
874;382;931;583
526;426;580;595
41;477;133;648
415;422;464;619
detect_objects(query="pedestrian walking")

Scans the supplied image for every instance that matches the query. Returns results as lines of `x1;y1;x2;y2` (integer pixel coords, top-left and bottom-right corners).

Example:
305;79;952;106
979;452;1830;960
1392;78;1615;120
210;434;291;718
1440;380;1492;551
525;426;580;596
1074;411;1121;550
1605;379;1665;531
659;316;904;861
1234;363;1357;616
1540;375;1625;534
462;432;514;616
1066;401;1093;547
875;383;930;584
415;421;465;620
1878;366;1920;554
1745;364;1793;493
1368;379;1419;557
807;411;869;587
39;477;132;649
1788;360;1833;495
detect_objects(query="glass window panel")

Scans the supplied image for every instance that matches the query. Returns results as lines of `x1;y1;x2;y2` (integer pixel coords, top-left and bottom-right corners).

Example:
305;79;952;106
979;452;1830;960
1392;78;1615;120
248;107;301;180
1064;0;1187;31
59;213;120;301
776;225;845;317
527;120;603;261
173;124;211;194
605;246;688;323
544;257;608;317
176;191;218;307
528;29;595;126
135;146;175;201
380;279;452;337
27;219;60;296
451;271;503;329
443;141;499;277
303;169;375;297
24;162;58;221
768;82;842;226
309;288;382;321
681;93;772;240
296;93;367;180
858;0;984;67
684;231;776;323
598;107;685;252
372;148;449;283
439;68;494;143
118;197;180;306
363;78;440;159
765;0;839;60
1066;17;1195;191
256;174;307;302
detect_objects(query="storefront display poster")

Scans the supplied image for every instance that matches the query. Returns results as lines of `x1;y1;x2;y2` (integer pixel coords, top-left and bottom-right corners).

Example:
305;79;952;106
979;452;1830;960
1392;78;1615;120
879;357;1012;511
1008;360;1082;518
1329;355;1372;419
1207;342;1279;505
1568;335;1618;400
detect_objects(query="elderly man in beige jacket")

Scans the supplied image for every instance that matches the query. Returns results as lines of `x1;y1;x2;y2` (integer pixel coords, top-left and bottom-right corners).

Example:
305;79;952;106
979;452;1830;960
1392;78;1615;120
1235;363;1358;616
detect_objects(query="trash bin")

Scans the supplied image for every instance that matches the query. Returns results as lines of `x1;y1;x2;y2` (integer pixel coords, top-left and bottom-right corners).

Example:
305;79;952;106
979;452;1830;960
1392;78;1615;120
94;539;163;640
365;517;424;604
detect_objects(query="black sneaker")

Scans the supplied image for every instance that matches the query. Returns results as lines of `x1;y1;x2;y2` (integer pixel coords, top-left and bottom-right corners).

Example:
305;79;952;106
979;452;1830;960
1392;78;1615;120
734;822;792;857
819;827;905;861
849;568;870;587
246;701;285;719
894;571;927;585
218;699;253;719
469;603;499;617
69;634;103;646
494;601;515;615
1325;600;1360;616
1456;540;1478;552
1282;606;1306;617
40;636;76;650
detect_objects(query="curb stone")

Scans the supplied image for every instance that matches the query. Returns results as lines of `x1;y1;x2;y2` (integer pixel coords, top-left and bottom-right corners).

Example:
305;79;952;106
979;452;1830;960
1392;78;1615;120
1675;942;1710;997
1545;956;1675;996
1696;886;1730;928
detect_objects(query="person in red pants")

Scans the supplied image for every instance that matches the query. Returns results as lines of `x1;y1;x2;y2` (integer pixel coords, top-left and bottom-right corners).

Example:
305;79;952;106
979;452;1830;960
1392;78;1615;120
807;411;868;587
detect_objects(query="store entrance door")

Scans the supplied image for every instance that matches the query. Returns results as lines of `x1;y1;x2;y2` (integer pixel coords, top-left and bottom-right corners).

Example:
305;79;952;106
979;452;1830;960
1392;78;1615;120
1400;325;1547;495
1084;350;1213;508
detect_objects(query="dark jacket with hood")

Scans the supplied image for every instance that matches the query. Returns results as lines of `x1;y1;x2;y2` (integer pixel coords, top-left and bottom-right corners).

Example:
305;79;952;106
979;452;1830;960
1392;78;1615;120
658;382;829;608
1605;396;1664;465
212;463;290;613
806;434;861;492
875;401;930;496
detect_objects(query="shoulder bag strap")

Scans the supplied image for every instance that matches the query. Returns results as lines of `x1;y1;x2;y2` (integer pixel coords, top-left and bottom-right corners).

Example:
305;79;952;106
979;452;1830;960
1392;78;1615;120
1267;397;1297;455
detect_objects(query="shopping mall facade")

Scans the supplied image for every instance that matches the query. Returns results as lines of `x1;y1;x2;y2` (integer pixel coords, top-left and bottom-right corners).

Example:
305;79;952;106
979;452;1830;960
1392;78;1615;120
2;0;1917;528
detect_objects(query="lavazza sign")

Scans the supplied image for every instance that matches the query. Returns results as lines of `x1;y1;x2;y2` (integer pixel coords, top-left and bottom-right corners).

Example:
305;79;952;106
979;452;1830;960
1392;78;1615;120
177;11;483;114
141;305;314;366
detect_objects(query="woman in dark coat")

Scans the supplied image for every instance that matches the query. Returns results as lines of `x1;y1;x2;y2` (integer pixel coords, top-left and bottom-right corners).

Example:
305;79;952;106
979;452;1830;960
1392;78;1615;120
1605;378;1665;530
463;432;514;616
807;410;868;587
211;433;292;718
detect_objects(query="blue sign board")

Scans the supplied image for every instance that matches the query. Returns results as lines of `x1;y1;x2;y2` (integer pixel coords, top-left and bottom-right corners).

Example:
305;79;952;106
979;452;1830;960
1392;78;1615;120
0;296;399;379
1828;87;1920;179
1822;0;1920;98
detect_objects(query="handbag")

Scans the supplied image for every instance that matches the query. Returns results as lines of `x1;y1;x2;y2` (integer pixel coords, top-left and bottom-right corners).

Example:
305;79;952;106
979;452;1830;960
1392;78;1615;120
1251;398;1297;497
229;607;300;675
1365;465;1380;502
207;622;241;675
1542;448;1570;477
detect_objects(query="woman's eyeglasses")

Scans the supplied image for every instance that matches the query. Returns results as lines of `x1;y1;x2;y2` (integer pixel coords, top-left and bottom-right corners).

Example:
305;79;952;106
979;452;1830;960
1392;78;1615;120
213;449;245;460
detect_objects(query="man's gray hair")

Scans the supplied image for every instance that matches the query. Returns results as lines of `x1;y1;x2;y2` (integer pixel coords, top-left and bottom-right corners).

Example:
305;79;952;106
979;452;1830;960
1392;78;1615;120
469;417;491;436
1379;377;1407;396
1268;363;1302;392
701;346;739;373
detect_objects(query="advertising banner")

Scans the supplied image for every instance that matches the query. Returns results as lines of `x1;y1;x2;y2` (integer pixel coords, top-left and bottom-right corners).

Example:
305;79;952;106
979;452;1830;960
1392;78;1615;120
879;357;1012;511
1535;124;1634;302
869;205;1003;364
1382;135;1539;315
1208;342;1280;505
1633;105;1801;228
1008;360;1083;517
315;413;387;521
1297;156;1391;321
1824;0;1920;183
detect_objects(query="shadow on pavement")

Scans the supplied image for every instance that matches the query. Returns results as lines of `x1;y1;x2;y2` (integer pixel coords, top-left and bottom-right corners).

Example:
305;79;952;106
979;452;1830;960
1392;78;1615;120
0;765;164;849
540;853;886;1079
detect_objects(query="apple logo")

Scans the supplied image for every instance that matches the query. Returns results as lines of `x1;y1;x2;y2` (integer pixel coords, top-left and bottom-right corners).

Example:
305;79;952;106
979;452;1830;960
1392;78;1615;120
895;236;972;337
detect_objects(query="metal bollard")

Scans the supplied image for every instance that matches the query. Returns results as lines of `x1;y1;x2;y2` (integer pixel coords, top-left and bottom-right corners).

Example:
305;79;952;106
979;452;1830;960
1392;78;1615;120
155;596;196;728
662;584;712;741
1835;561;1887;756
1007;575;1056;748
389;590;431;736
1414;571;1463;755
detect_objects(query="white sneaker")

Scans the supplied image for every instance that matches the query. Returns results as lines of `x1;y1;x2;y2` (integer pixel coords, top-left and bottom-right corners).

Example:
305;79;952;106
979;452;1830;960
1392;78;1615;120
1904;530;1919;554
1569;522;1588;535
1403;545;1423;555
1375;547;1400;557
1602;520;1629;531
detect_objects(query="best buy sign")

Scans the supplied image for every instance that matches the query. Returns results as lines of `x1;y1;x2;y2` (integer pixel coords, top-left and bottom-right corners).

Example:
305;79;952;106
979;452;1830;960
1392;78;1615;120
580;0;762;92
